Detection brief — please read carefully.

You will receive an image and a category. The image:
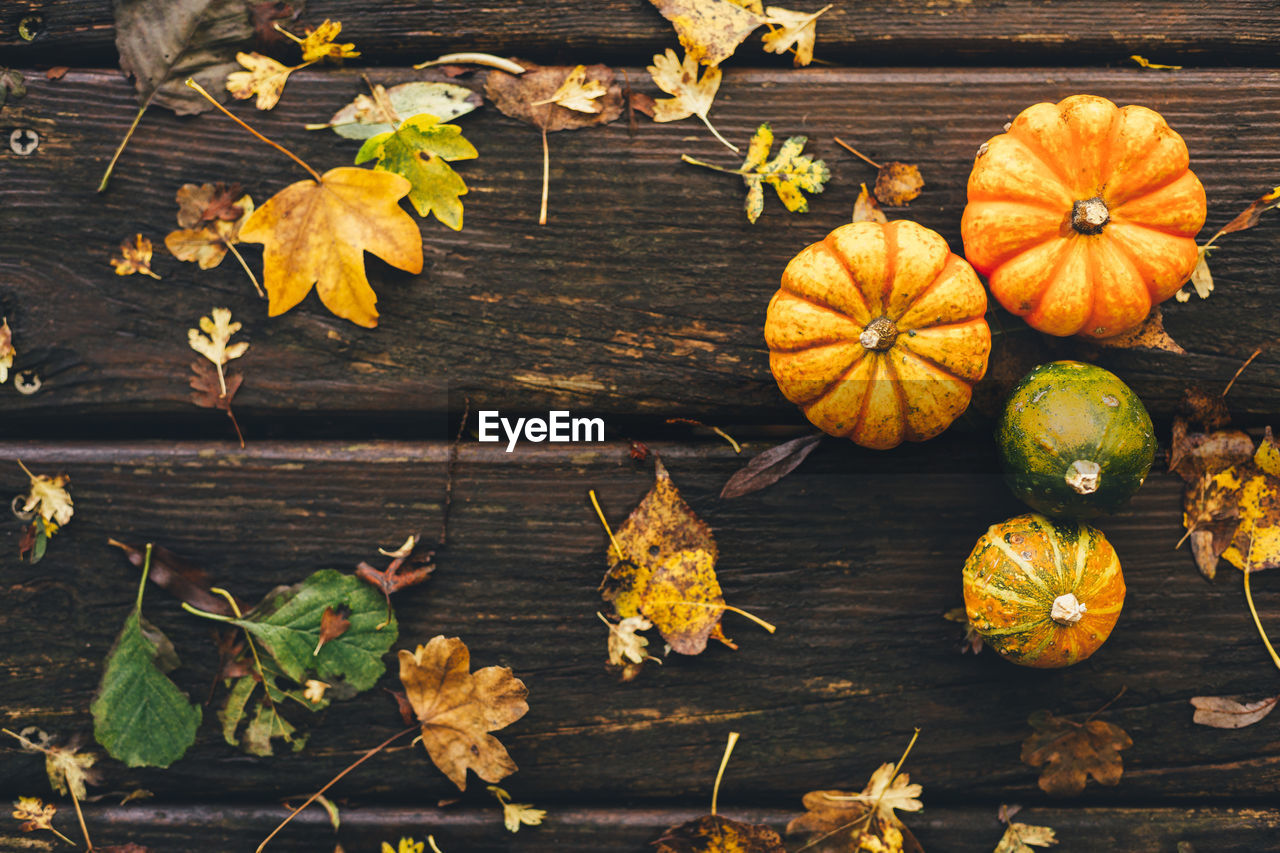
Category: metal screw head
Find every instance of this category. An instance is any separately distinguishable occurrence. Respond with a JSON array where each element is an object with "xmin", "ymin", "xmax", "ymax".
[
  {"xmin": 18, "ymin": 15, "xmax": 44, "ymax": 41},
  {"xmin": 14, "ymin": 370, "xmax": 41, "ymax": 395},
  {"xmin": 9, "ymin": 128, "xmax": 38, "ymax": 155}
]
